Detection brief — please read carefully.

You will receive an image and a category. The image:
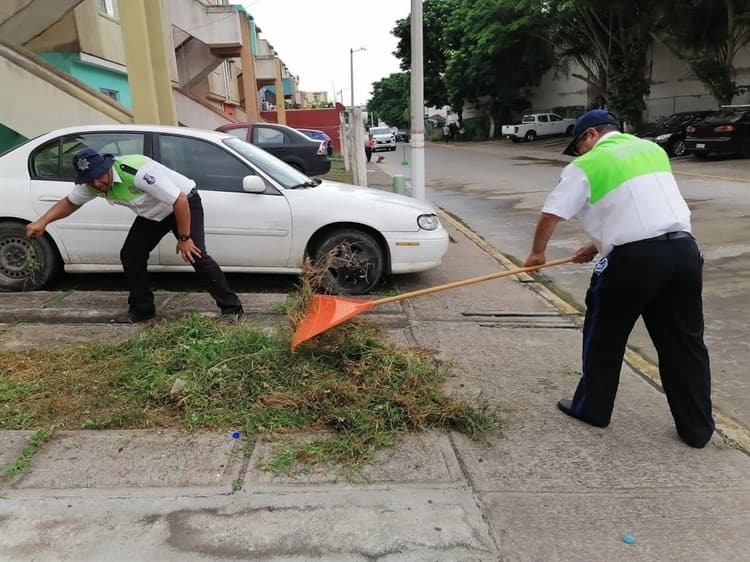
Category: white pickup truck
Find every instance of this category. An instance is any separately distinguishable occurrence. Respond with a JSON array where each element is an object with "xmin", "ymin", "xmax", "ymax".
[{"xmin": 501, "ymin": 113, "xmax": 577, "ymax": 143}]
